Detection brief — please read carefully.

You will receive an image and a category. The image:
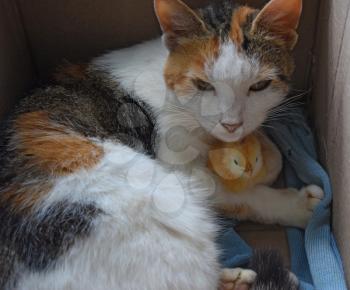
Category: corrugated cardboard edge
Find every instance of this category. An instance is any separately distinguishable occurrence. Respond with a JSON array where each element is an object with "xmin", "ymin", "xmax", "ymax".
[{"xmin": 312, "ymin": 0, "xmax": 350, "ymax": 286}]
